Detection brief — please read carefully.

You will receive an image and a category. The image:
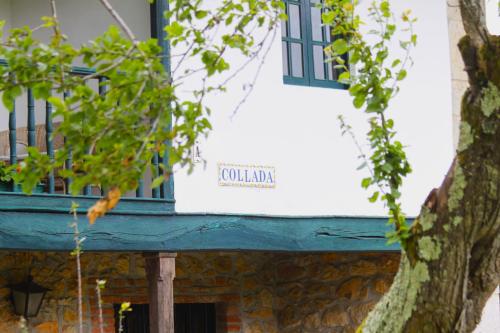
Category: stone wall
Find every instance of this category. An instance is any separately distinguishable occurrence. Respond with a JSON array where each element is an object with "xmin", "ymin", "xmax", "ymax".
[
  {"xmin": 0, "ymin": 251, "xmax": 399, "ymax": 333},
  {"xmin": 273, "ymin": 253, "xmax": 398, "ymax": 333},
  {"xmin": 0, "ymin": 251, "xmax": 137, "ymax": 333}
]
